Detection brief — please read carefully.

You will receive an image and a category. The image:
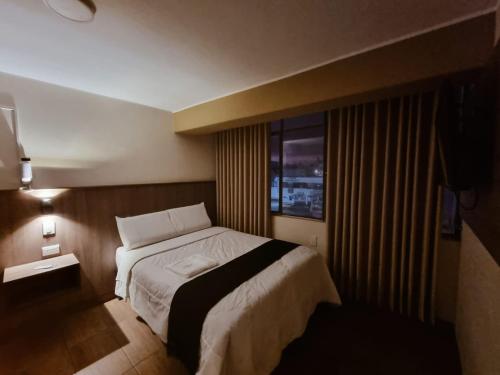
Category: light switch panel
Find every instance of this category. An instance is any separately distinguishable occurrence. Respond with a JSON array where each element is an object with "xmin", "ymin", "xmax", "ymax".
[
  {"xmin": 42, "ymin": 244, "xmax": 60, "ymax": 257},
  {"xmin": 42, "ymin": 220, "xmax": 56, "ymax": 237}
]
